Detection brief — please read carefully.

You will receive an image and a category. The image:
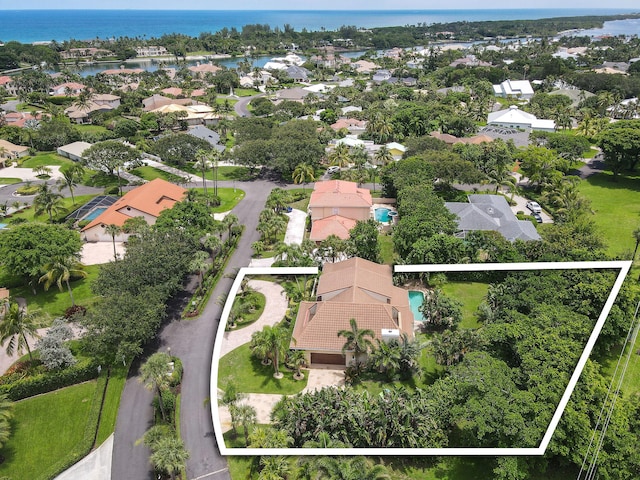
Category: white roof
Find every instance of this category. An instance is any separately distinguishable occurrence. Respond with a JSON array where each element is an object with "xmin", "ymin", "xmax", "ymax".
[
  {"xmin": 263, "ymin": 61, "xmax": 288, "ymax": 71},
  {"xmin": 496, "ymin": 79, "xmax": 534, "ymax": 96},
  {"xmin": 488, "ymin": 106, "xmax": 555, "ymax": 130},
  {"xmin": 304, "ymin": 84, "xmax": 335, "ymax": 93},
  {"xmin": 386, "ymin": 142, "xmax": 406, "ymax": 152},
  {"xmin": 58, "ymin": 141, "xmax": 92, "ymax": 158},
  {"xmin": 335, "ymin": 137, "xmax": 365, "ymax": 147}
]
